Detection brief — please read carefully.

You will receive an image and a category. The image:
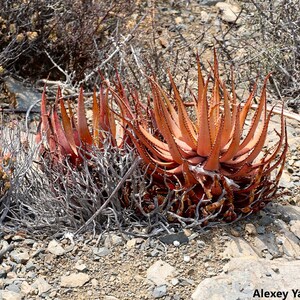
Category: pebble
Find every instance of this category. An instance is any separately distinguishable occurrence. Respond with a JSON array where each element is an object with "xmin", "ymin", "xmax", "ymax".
[
  {"xmin": 256, "ymin": 226, "xmax": 266, "ymax": 235},
  {"xmin": 31, "ymin": 277, "xmax": 52, "ymax": 296},
  {"xmin": 175, "ymin": 17, "xmax": 183, "ymax": 24},
  {"xmin": 245, "ymin": 223, "xmax": 257, "ymax": 236},
  {"xmin": 159, "ymin": 232, "xmax": 189, "ymax": 245},
  {"xmin": 20, "ymin": 281, "xmax": 32, "ymax": 295},
  {"xmin": 75, "ymin": 263, "xmax": 88, "ymax": 272},
  {"xmin": 25, "ymin": 260, "xmax": 36, "ymax": 271},
  {"xmin": 93, "ymin": 247, "xmax": 111, "ymax": 258},
  {"xmin": 171, "ymin": 278, "xmax": 179, "ymax": 286},
  {"xmin": 0, "ymin": 290, "xmax": 22, "ymax": 300},
  {"xmin": 47, "ymin": 240, "xmax": 65, "ymax": 256},
  {"xmin": 126, "ymin": 239, "xmax": 137, "ymax": 249},
  {"xmin": 146, "ymin": 260, "xmax": 176, "ymax": 286},
  {"xmin": 104, "ymin": 234, "xmax": 123, "ymax": 248},
  {"xmin": 152, "ymin": 285, "xmax": 167, "ymax": 299},
  {"xmin": 10, "ymin": 249, "xmax": 30, "ymax": 264},
  {"xmin": 91, "ymin": 278, "xmax": 99, "ymax": 288},
  {"xmin": 196, "ymin": 240, "xmax": 206, "ymax": 248},
  {"xmin": 60, "ymin": 273, "xmax": 90, "ymax": 288},
  {"xmin": 11, "ymin": 235, "xmax": 25, "ymax": 241},
  {"xmin": 215, "ymin": 2, "xmax": 242, "ymax": 24},
  {"xmin": 230, "ymin": 228, "xmax": 240, "ymax": 237},
  {"xmin": 173, "ymin": 241, "xmax": 180, "ymax": 247},
  {"xmin": 183, "ymin": 255, "xmax": 191, "ymax": 262}
]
